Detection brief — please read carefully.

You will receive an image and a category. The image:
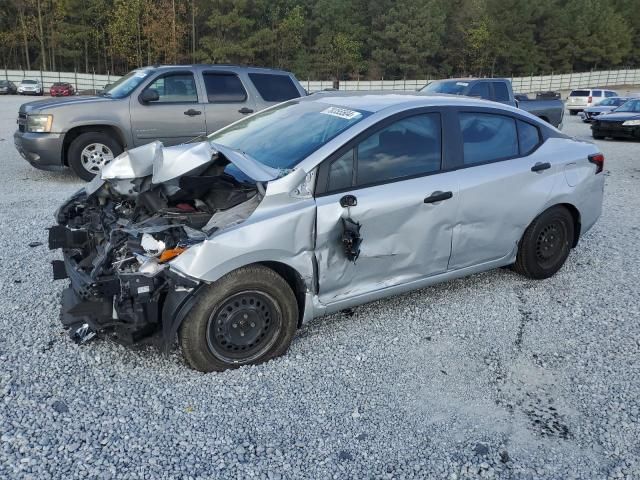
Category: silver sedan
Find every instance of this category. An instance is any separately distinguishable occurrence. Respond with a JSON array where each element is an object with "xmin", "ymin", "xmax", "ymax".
[{"xmin": 50, "ymin": 93, "xmax": 605, "ymax": 371}]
